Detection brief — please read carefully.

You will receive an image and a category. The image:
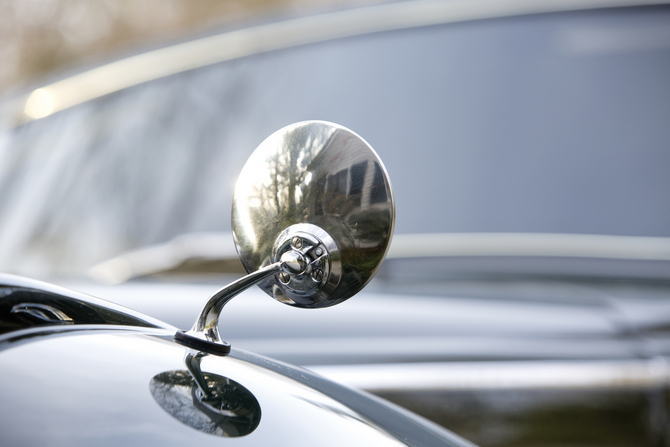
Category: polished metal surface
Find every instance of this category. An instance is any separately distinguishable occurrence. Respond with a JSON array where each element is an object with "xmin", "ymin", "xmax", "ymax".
[
  {"xmin": 181, "ymin": 261, "xmax": 283, "ymax": 349},
  {"xmin": 232, "ymin": 121, "xmax": 394, "ymax": 308},
  {"xmin": 0, "ymin": 329, "xmax": 469, "ymax": 446},
  {"xmin": 270, "ymin": 223, "xmax": 341, "ymax": 306},
  {"xmin": 176, "ymin": 122, "xmax": 393, "ymax": 353},
  {"xmin": 150, "ymin": 350, "xmax": 262, "ymax": 437},
  {"xmin": 176, "ymin": 245, "xmax": 324, "ymax": 350}
]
